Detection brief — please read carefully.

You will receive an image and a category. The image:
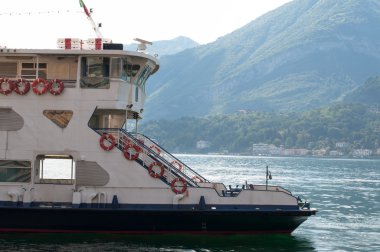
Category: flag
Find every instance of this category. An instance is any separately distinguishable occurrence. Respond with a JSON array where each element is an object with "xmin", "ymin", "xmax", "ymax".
[{"xmin": 79, "ymin": 0, "xmax": 91, "ymax": 17}]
